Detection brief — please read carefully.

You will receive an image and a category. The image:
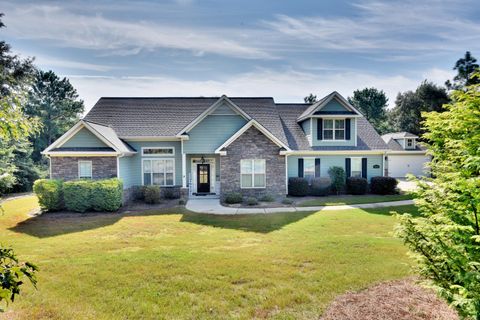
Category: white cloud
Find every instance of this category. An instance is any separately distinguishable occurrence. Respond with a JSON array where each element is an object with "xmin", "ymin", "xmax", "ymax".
[
  {"xmin": 33, "ymin": 55, "xmax": 116, "ymax": 72},
  {"xmin": 67, "ymin": 68, "xmax": 449, "ymax": 112}
]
